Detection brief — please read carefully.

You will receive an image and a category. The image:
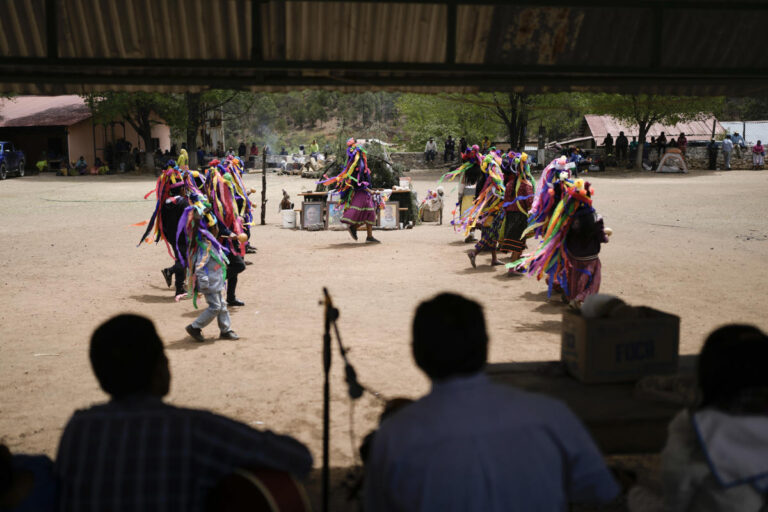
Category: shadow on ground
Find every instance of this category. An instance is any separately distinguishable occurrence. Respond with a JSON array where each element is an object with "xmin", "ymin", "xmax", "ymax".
[
  {"xmin": 515, "ymin": 319, "xmax": 562, "ymax": 334},
  {"xmin": 129, "ymin": 294, "xmax": 176, "ymax": 304}
]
